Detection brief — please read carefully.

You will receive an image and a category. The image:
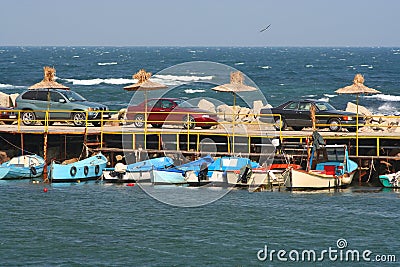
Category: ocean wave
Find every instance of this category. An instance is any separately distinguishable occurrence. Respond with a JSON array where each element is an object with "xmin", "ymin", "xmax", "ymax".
[
  {"xmin": 184, "ymin": 89, "xmax": 206, "ymax": 94},
  {"xmin": 153, "ymin": 74, "xmax": 213, "ymax": 82},
  {"xmin": 97, "ymin": 62, "xmax": 118, "ymax": 66},
  {"xmin": 305, "ymin": 64, "xmax": 314, "ymax": 68},
  {"xmin": 260, "ymin": 66, "xmax": 272, "ymax": 69},
  {"xmin": 323, "ymin": 94, "xmax": 336, "ymax": 98},
  {"xmin": 62, "ymin": 78, "xmax": 133, "ymax": 86},
  {"xmin": 0, "ymin": 83, "xmax": 26, "ymax": 89},
  {"xmin": 317, "ymin": 97, "xmax": 330, "ymax": 102},
  {"xmin": 364, "ymin": 94, "xmax": 400, "ymax": 102},
  {"xmin": 234, "ymin": 62, "xmax": 244, "ymax": 65}
]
